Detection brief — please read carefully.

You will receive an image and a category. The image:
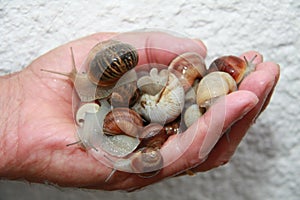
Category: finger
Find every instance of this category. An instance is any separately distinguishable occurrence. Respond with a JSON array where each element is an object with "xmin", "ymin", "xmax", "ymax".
[
  {"xmin": 108, "ymin": 90, "xmax": 258, "ymax": 191},
  {"xmin": 69, "ymin": 31, "xmax": 207, "ymax": 65},
  {"xmin": 255, "ymin": 62, "xmax": 280, "ymax": 114},
  {"xmin": 113, "ymin": 31, "xmax": 207, "ymax": 65},
  {"xmin": 37, "ymin": 31, "xmax": 206, "ymax": 74},
  {"xmin": 241, "ymin": 50, "xmax": 263, "ymax": 65},
  {"xmin": 158, "ymin": 90, "xmax": 258, "ymax": 177},
  {"xmin": 193, "ymin": 61, "xmax": 278, "ymax": 172},
  {"xmin": 173, "ymin": 50, "xmax": 264, "ymax": 175}
]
